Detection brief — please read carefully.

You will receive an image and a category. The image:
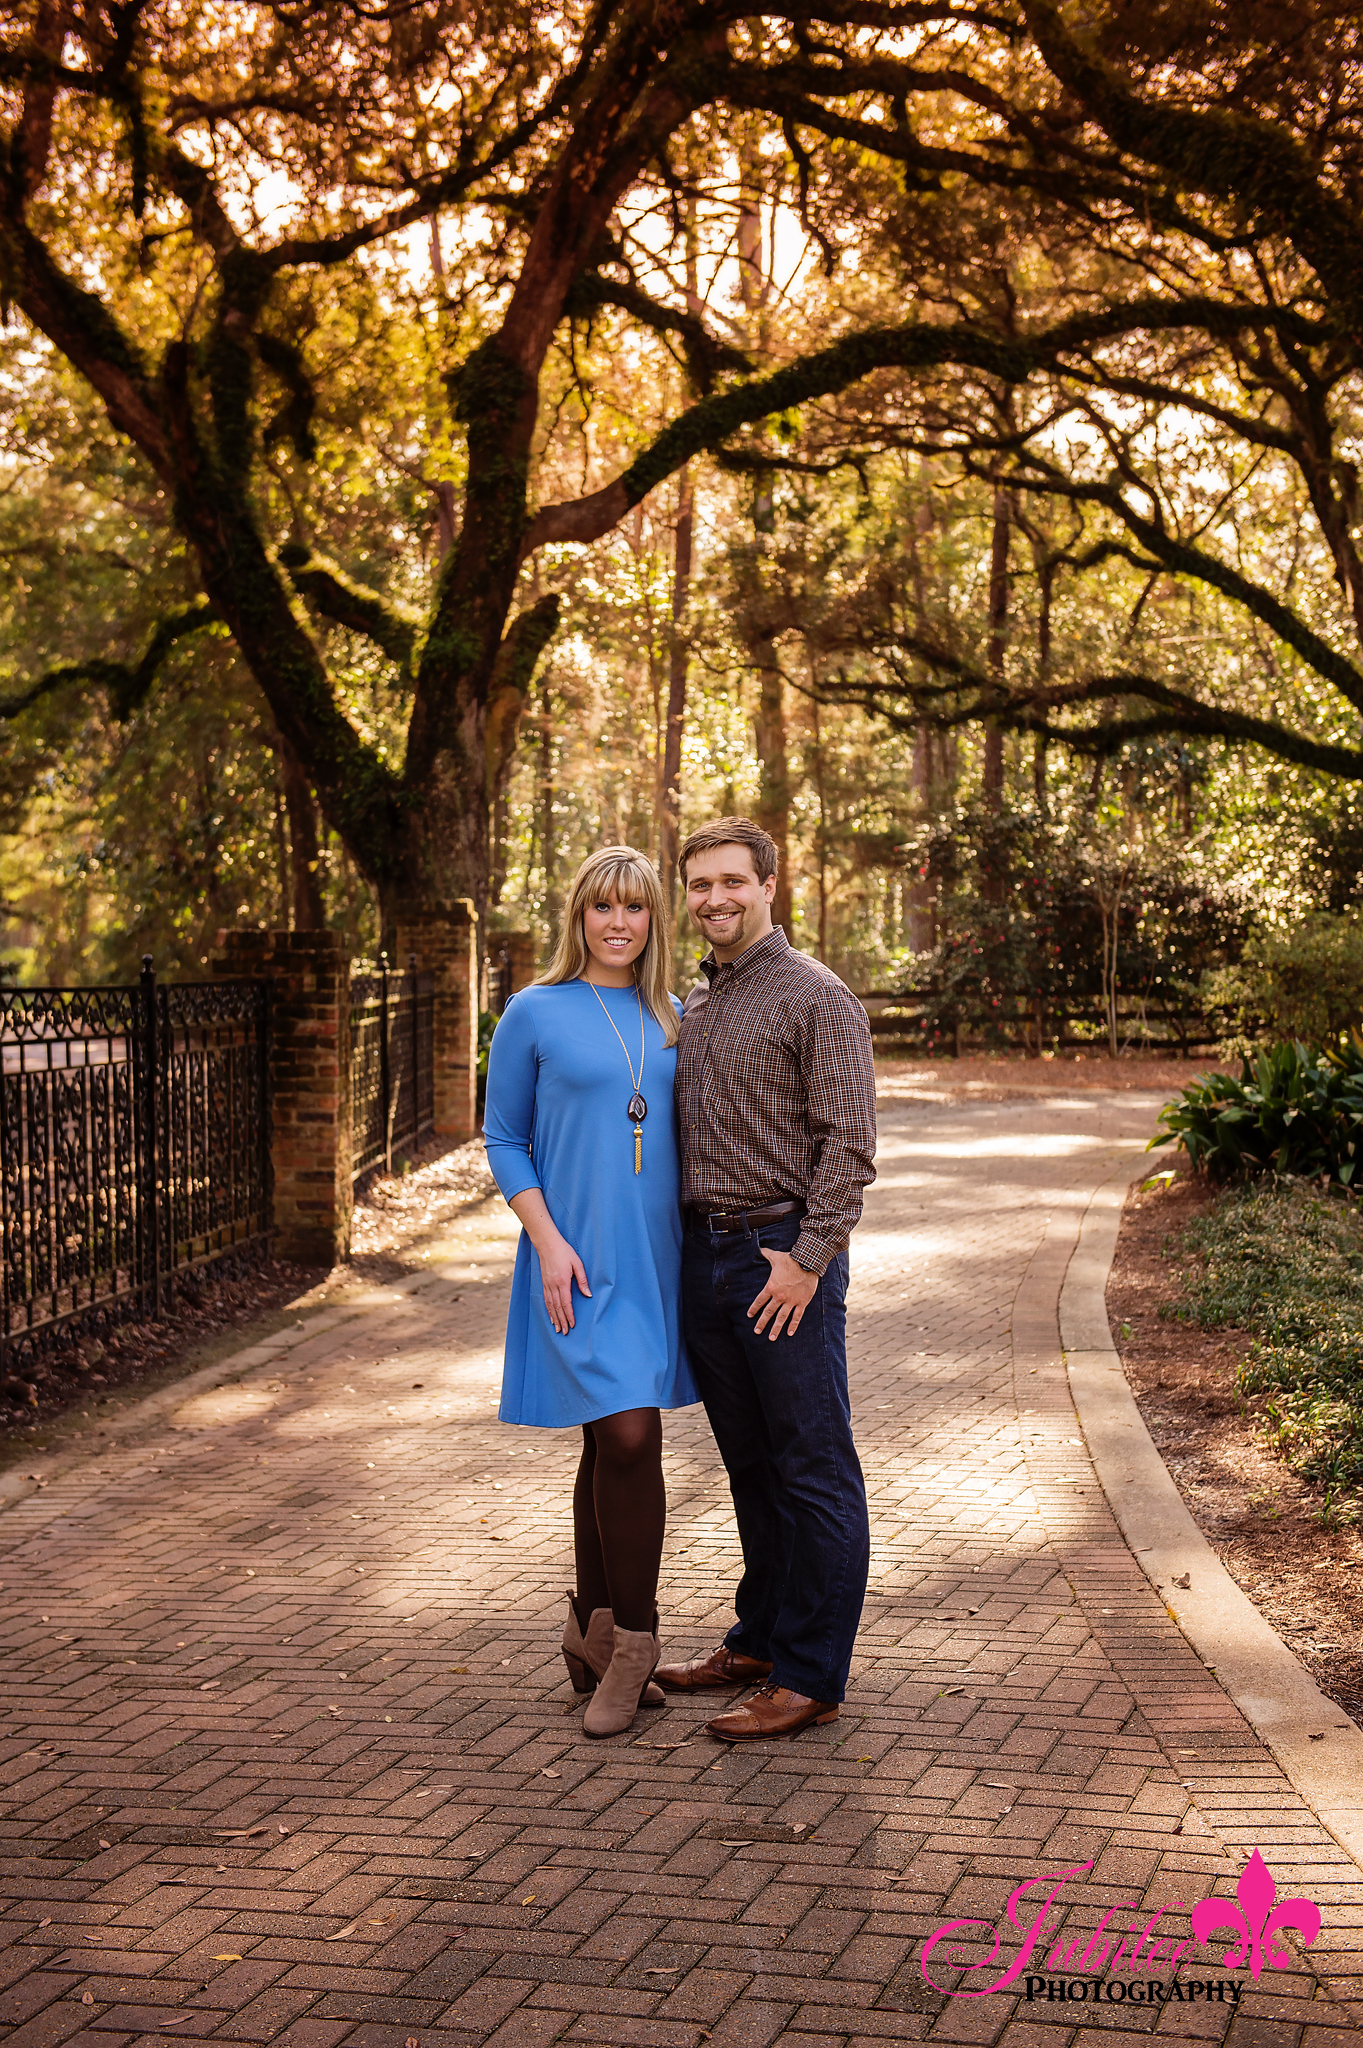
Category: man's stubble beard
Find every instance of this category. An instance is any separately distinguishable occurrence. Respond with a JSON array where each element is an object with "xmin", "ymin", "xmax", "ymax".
[{"xmin": 699, "ymin": 900, "xmax": 761, "ymax": 955}]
